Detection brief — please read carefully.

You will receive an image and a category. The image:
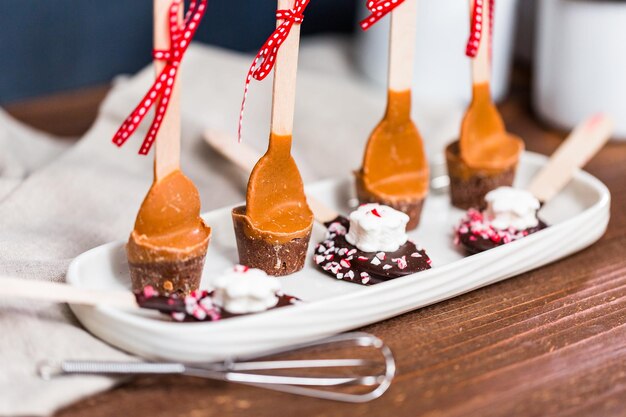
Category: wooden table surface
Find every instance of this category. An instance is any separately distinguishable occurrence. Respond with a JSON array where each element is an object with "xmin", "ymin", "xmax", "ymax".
[{"xmin": 6, "ymin": 72, "xmax": 626, "ymax": 417}]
